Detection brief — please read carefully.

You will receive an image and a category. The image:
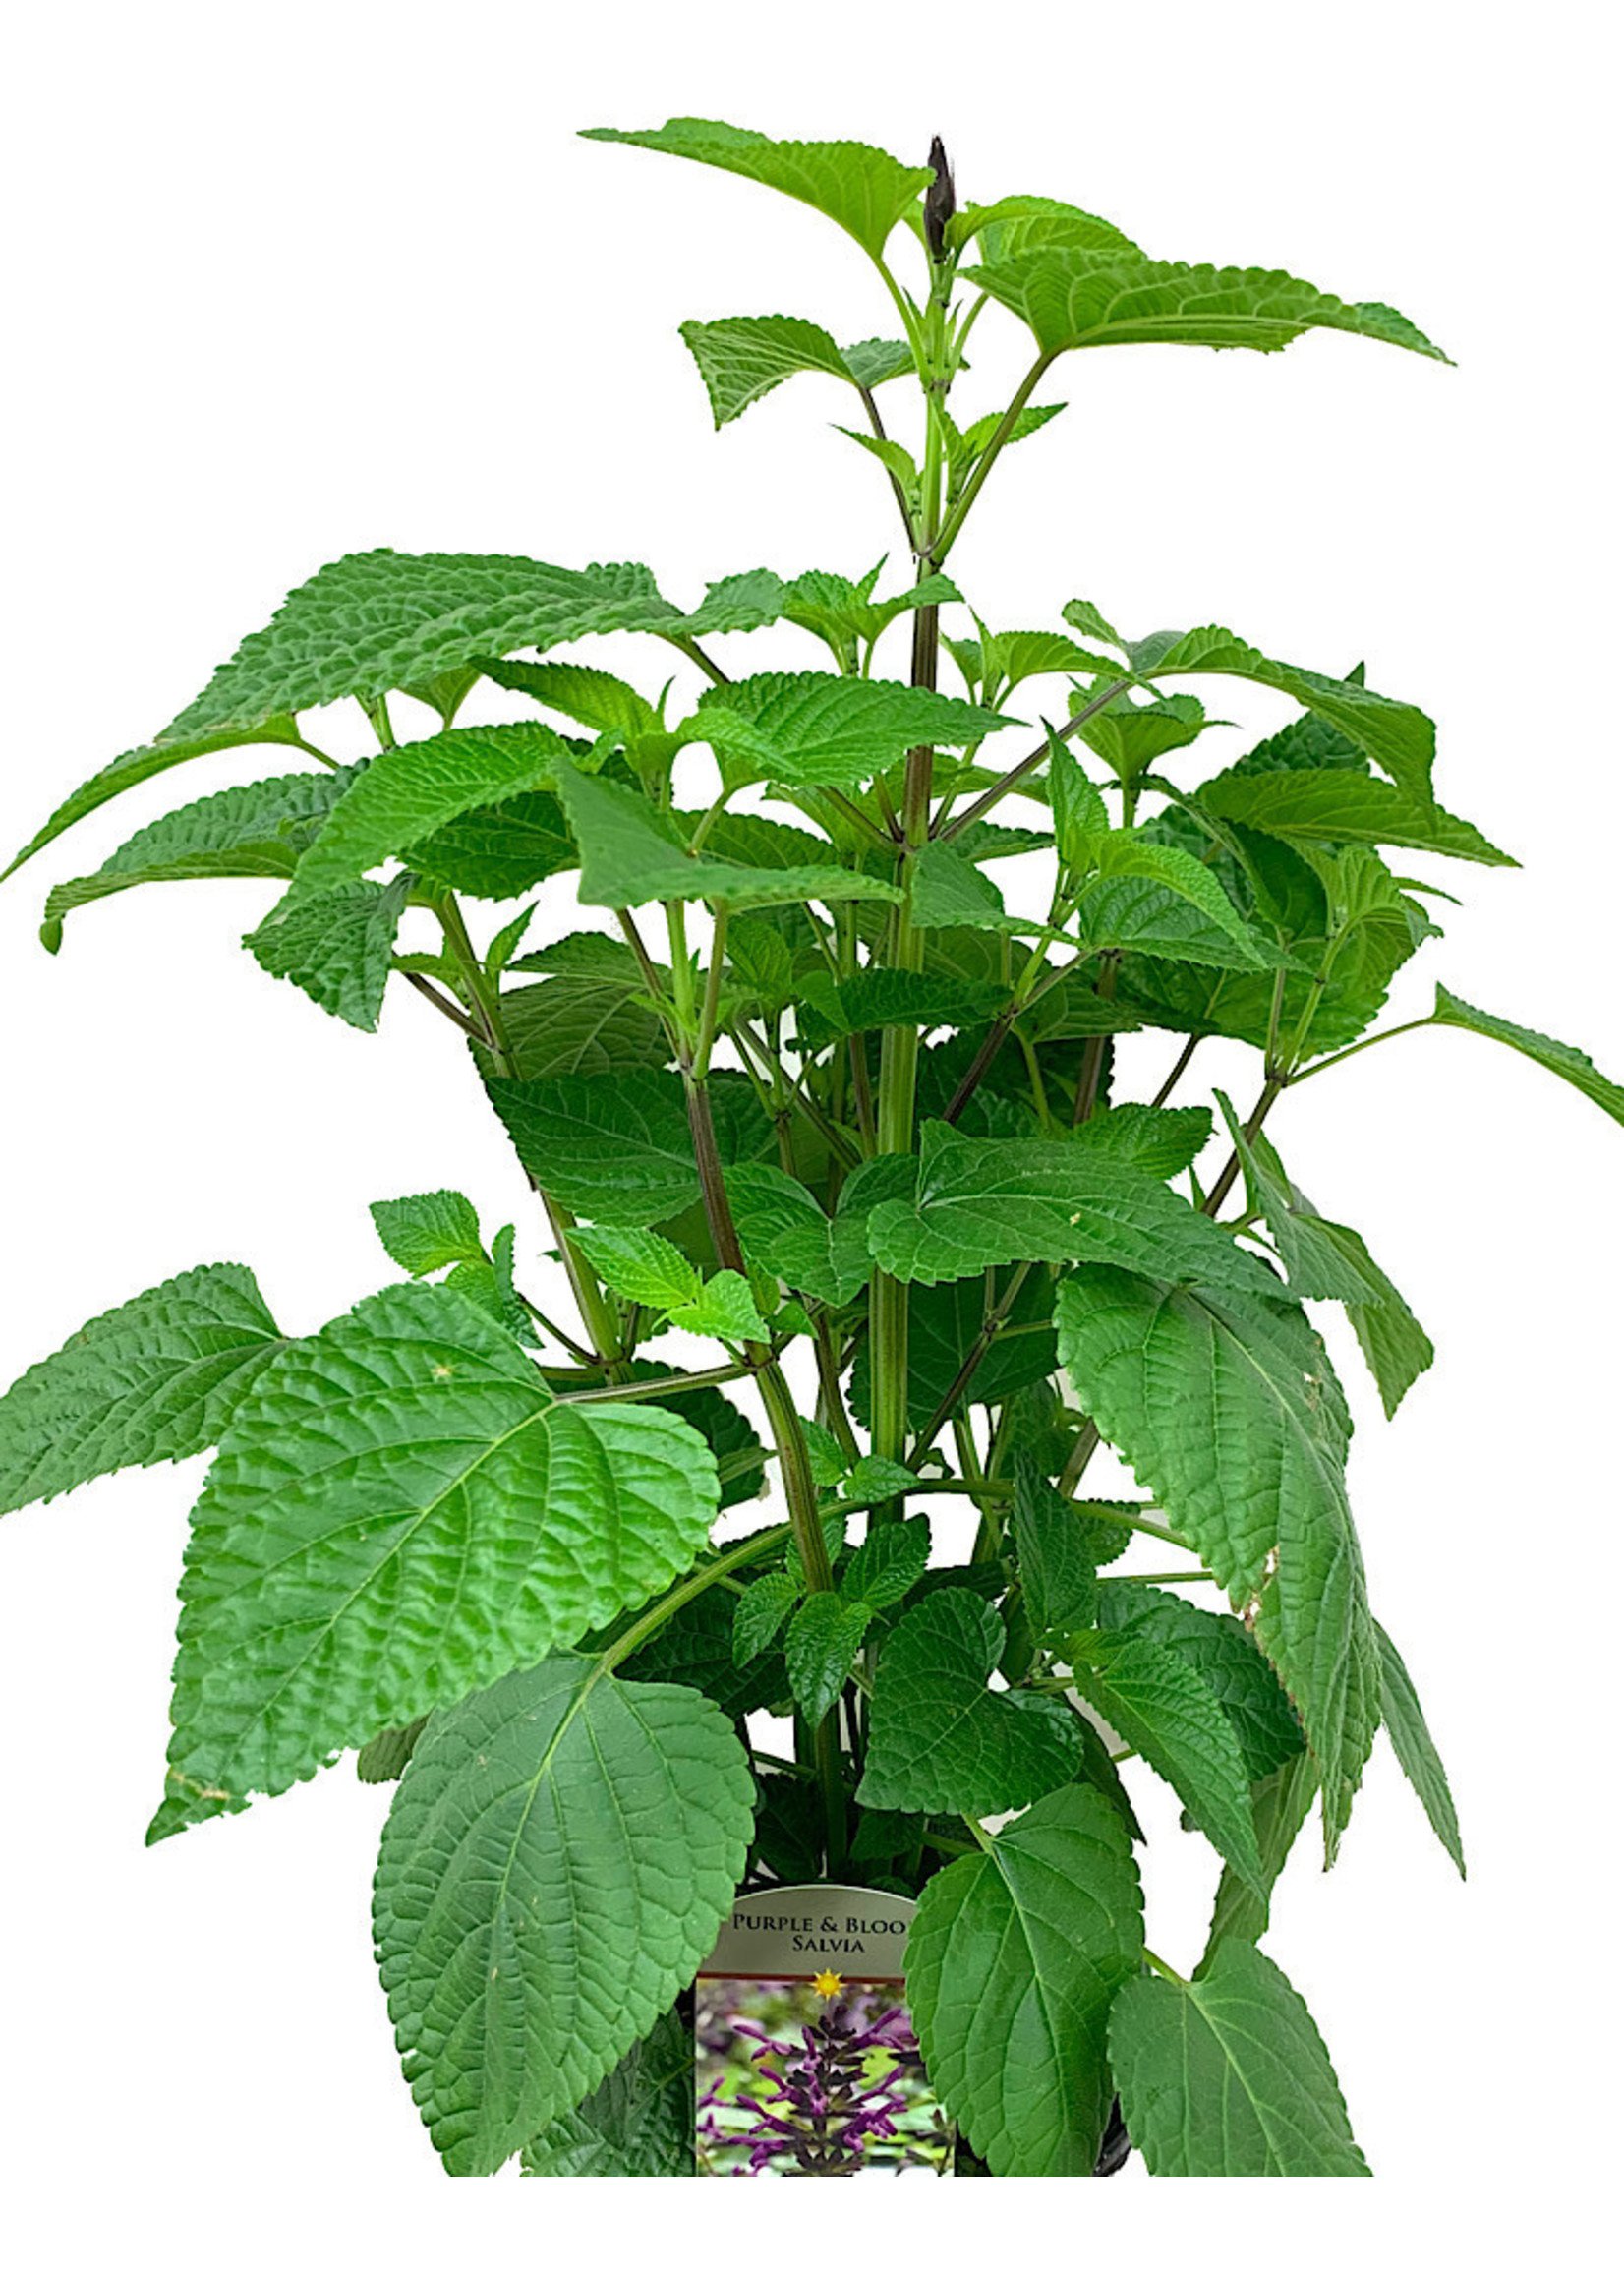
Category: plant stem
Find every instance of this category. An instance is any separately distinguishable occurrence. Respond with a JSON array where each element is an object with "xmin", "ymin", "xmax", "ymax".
[
  {"xmin": 675, "ymin": 1003, "xmax": 846, "ymax": 1866},
  {"xmin": 936, "ymin": 679, "xmax": 1132, "ymax": 842},
  {"xmin": 600, "ymin": 1523, "xmax": 791, "ymax": 1673},
  {"xmin": 1150, "ymin": 1033, "xmax": 1201, "ymax": 1107},
  {"xmin": 1203, "ymin": 1076, "xmax": 1284, "ymax": 1217},
  {"xmin": 911, "ymin": 1260, "xmax": 1034, "ymax": 1455}
]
